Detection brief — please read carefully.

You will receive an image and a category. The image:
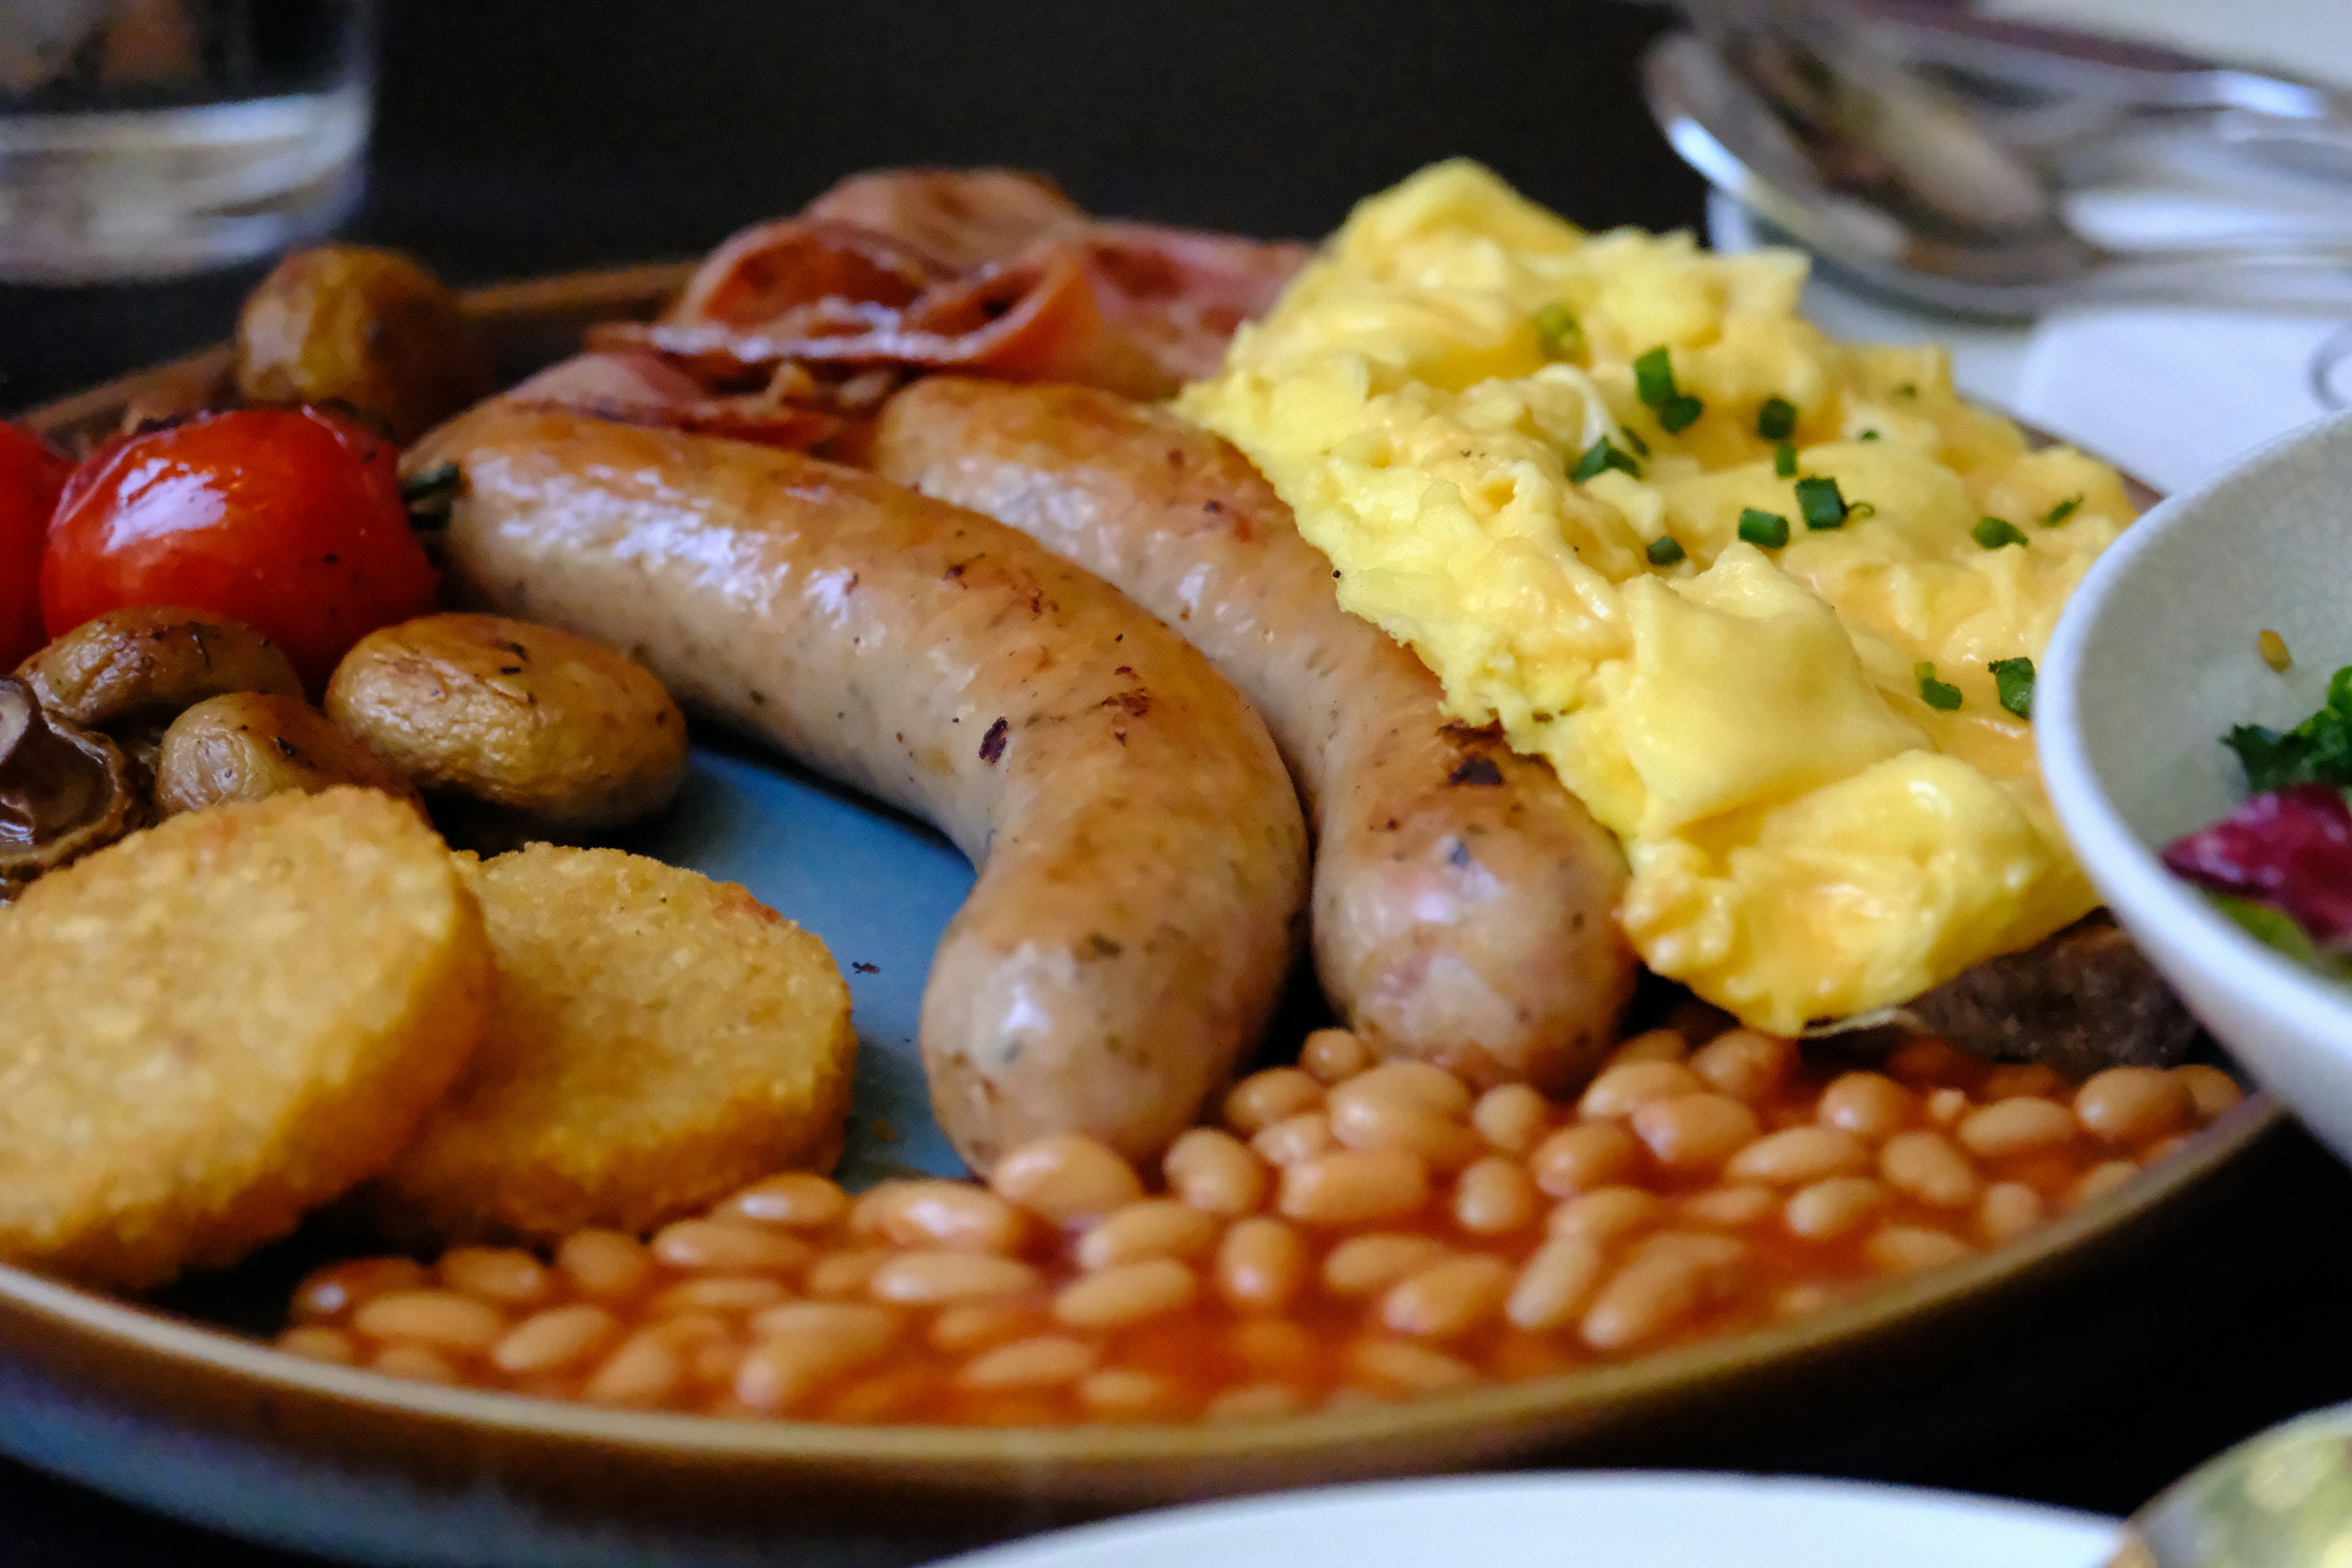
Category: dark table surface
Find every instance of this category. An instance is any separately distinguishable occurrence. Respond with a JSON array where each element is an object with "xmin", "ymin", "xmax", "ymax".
[{"xmin": 9, "ymin": 3, "xmax": 2352, "ymax": 1563}]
